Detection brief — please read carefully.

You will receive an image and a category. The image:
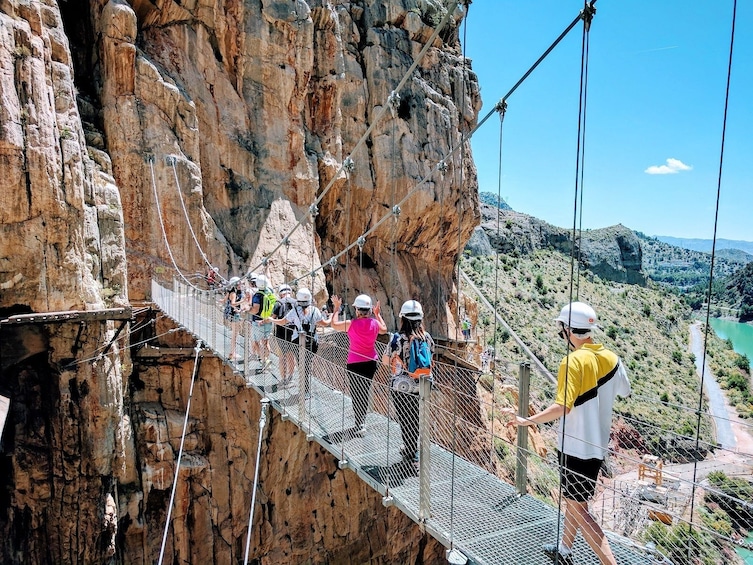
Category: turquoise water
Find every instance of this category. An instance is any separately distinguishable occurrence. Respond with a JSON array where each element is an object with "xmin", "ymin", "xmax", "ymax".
[
  {"xmin": 711, "ymin": 318, "xmax": 753, "ymax": 564},
  {"xmin": 736, "ymin": 531, "xmax": 753, "ymax": 564},
  {"xmin": 709, "ymin": 318, "xmax": 753, "ymax": 360}
]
